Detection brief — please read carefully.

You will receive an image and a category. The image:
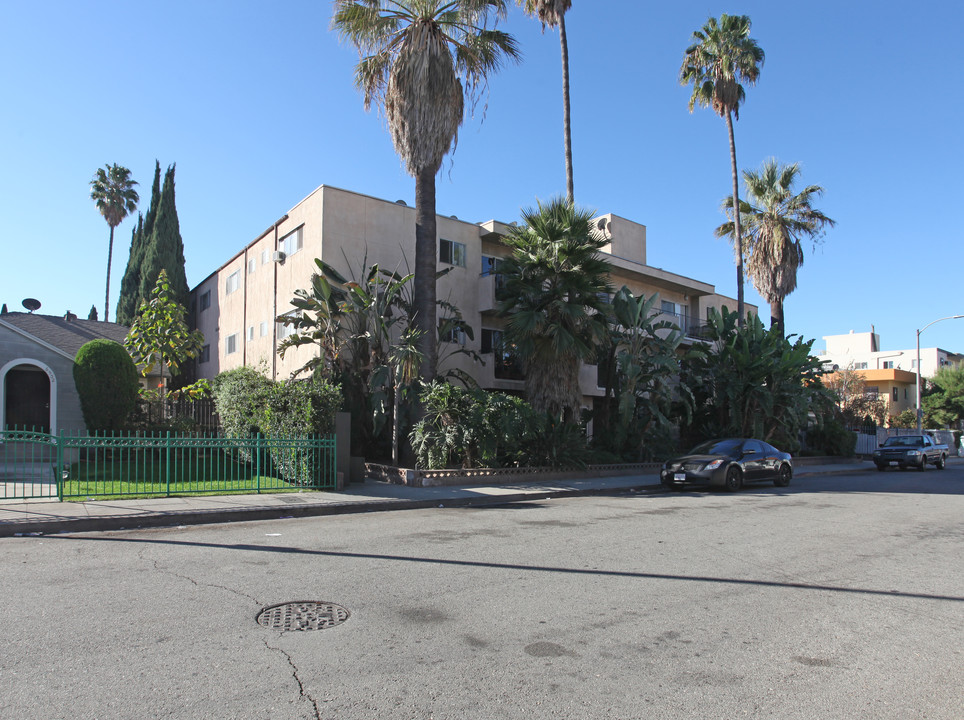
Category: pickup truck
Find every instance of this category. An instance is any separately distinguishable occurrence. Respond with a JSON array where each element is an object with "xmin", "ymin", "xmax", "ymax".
[{"xmin": 872, "ymin": 435, "xmax": 948, "ymax": 471}]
